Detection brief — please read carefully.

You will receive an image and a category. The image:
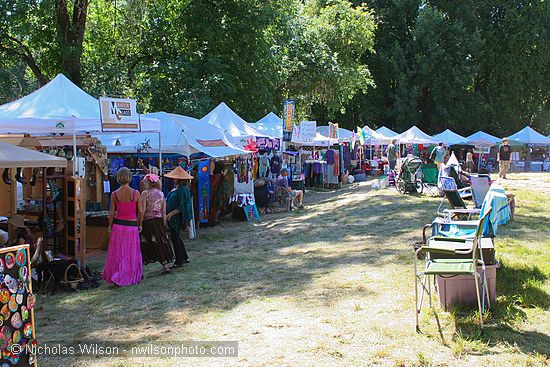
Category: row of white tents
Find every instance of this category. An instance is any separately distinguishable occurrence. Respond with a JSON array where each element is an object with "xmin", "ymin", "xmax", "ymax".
[{"xmin": 0, "ymin": 74, "xmax": 548, "ymax": 161}]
